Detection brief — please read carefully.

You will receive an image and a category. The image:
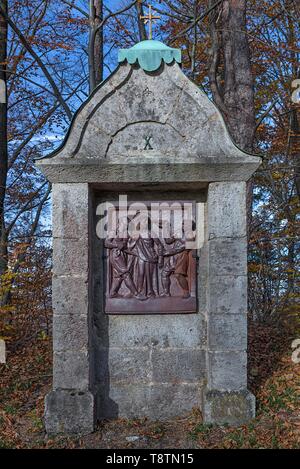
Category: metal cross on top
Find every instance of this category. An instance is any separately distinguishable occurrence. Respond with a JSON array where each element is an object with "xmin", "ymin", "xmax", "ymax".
[{"xmin": 140, "ymin": 4, "xmax": 161, "ymax": 40}]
